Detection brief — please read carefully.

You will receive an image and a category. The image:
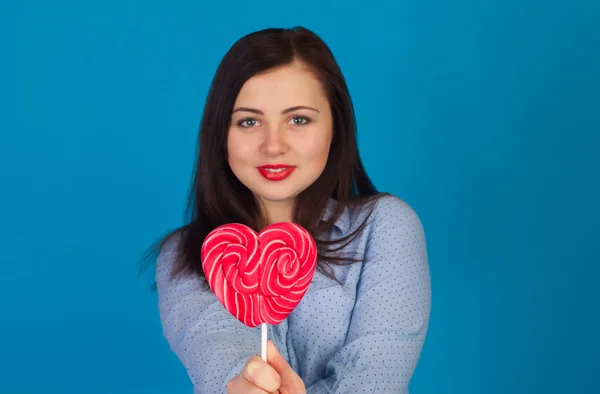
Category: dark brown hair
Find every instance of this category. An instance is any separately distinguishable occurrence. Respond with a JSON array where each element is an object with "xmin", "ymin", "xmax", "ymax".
[{"xmin": 140, "ymin": 26, "xmax": 387, "ymax": 291}]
